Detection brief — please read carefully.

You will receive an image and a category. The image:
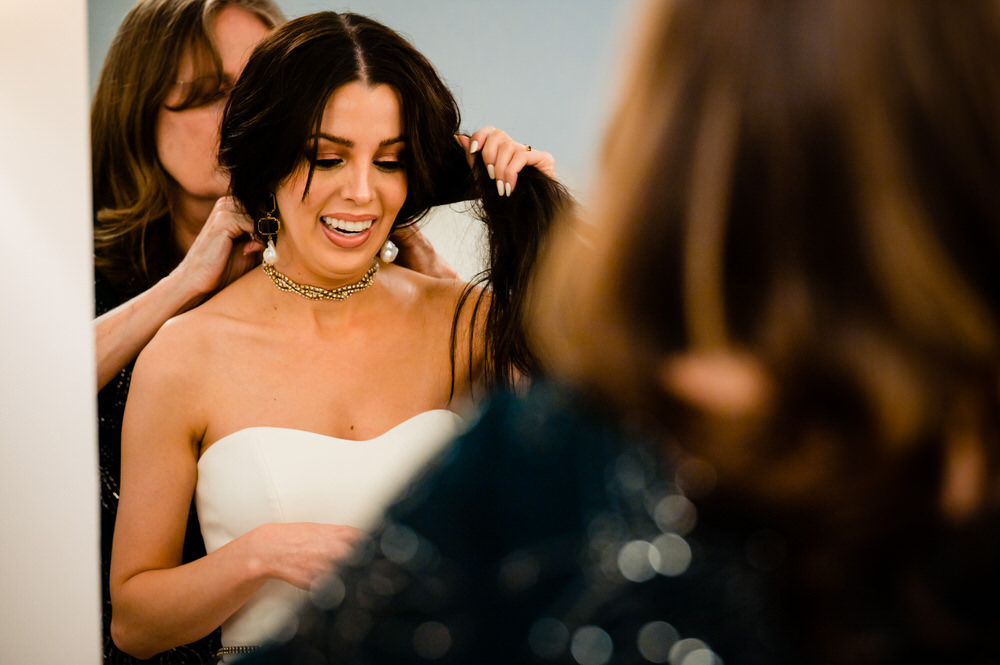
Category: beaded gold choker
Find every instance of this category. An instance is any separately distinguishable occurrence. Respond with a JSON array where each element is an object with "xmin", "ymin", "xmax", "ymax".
[{"xmin": 261, "ymin": 261, "xmax": 378, "ymax": 301}]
